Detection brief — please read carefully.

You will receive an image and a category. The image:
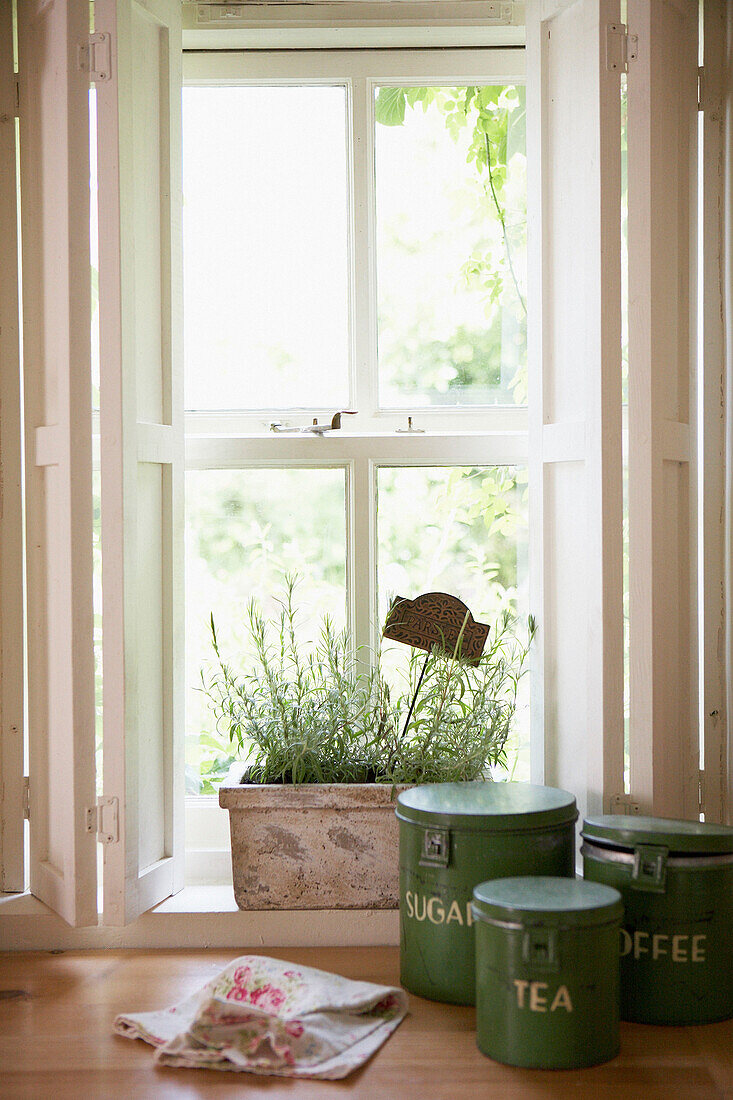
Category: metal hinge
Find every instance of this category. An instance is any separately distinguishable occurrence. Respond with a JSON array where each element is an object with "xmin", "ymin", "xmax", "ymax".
[
  {"xmin": 77, "ymin": 32, "xmax": 112, "ymax": 83},
  {"xmin": 13, "ymin": 76, "xmax": 19, "ymax": 116},
  {"xmin": 607, "ymin": 793, "xmax": 641, "ymax": 815},
  {"xmin": 85, "ymin": 795, "xmax": 119, "ymax": 844},
  {"xmin": 698, "ymin": 769, "xmax": 705, "ymax": 816},
  {"xmin": 22, "ymin": 776, "xmax": 29, "ymax": 821},
  {"xmin": 606, "ymin": 23, "xmax": 638, "ymax": 74},
  {"xmin": 698, "ymin": 66, "xmax": 705, "ymax": 112}
]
